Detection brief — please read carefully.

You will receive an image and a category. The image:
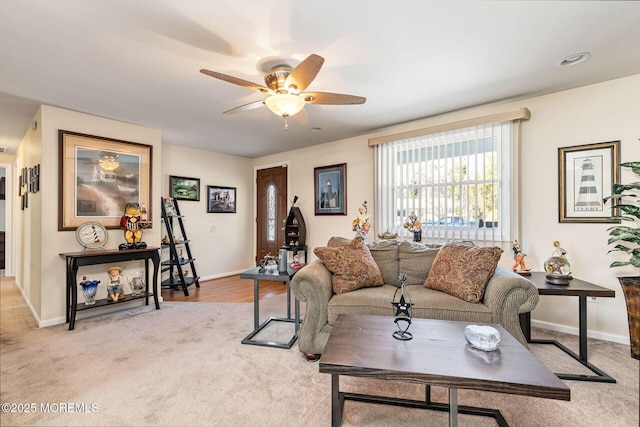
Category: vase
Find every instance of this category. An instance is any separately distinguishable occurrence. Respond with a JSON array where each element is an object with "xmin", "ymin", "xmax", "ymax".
[
  {"xmin": 618, "ymin": 276, "xmax": 640, "ymax": 360},
  {"xmin": 80, "ymin": 280, "xmax": 100, "ymax": 305}
]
